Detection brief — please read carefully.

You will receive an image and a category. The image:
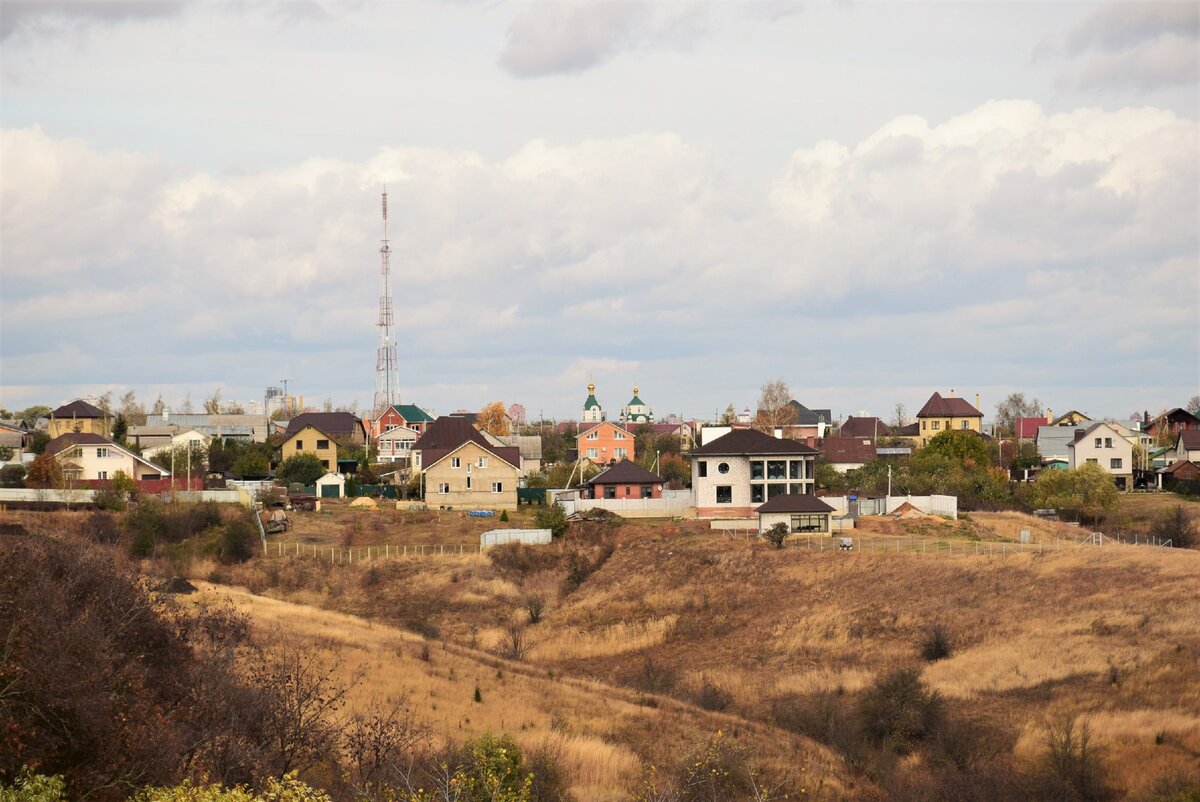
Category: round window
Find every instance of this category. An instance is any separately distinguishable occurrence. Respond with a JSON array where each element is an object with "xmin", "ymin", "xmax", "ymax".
[{"xmin": 717, "ymin": 462, "xmax": 730, "ymax": 474}]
